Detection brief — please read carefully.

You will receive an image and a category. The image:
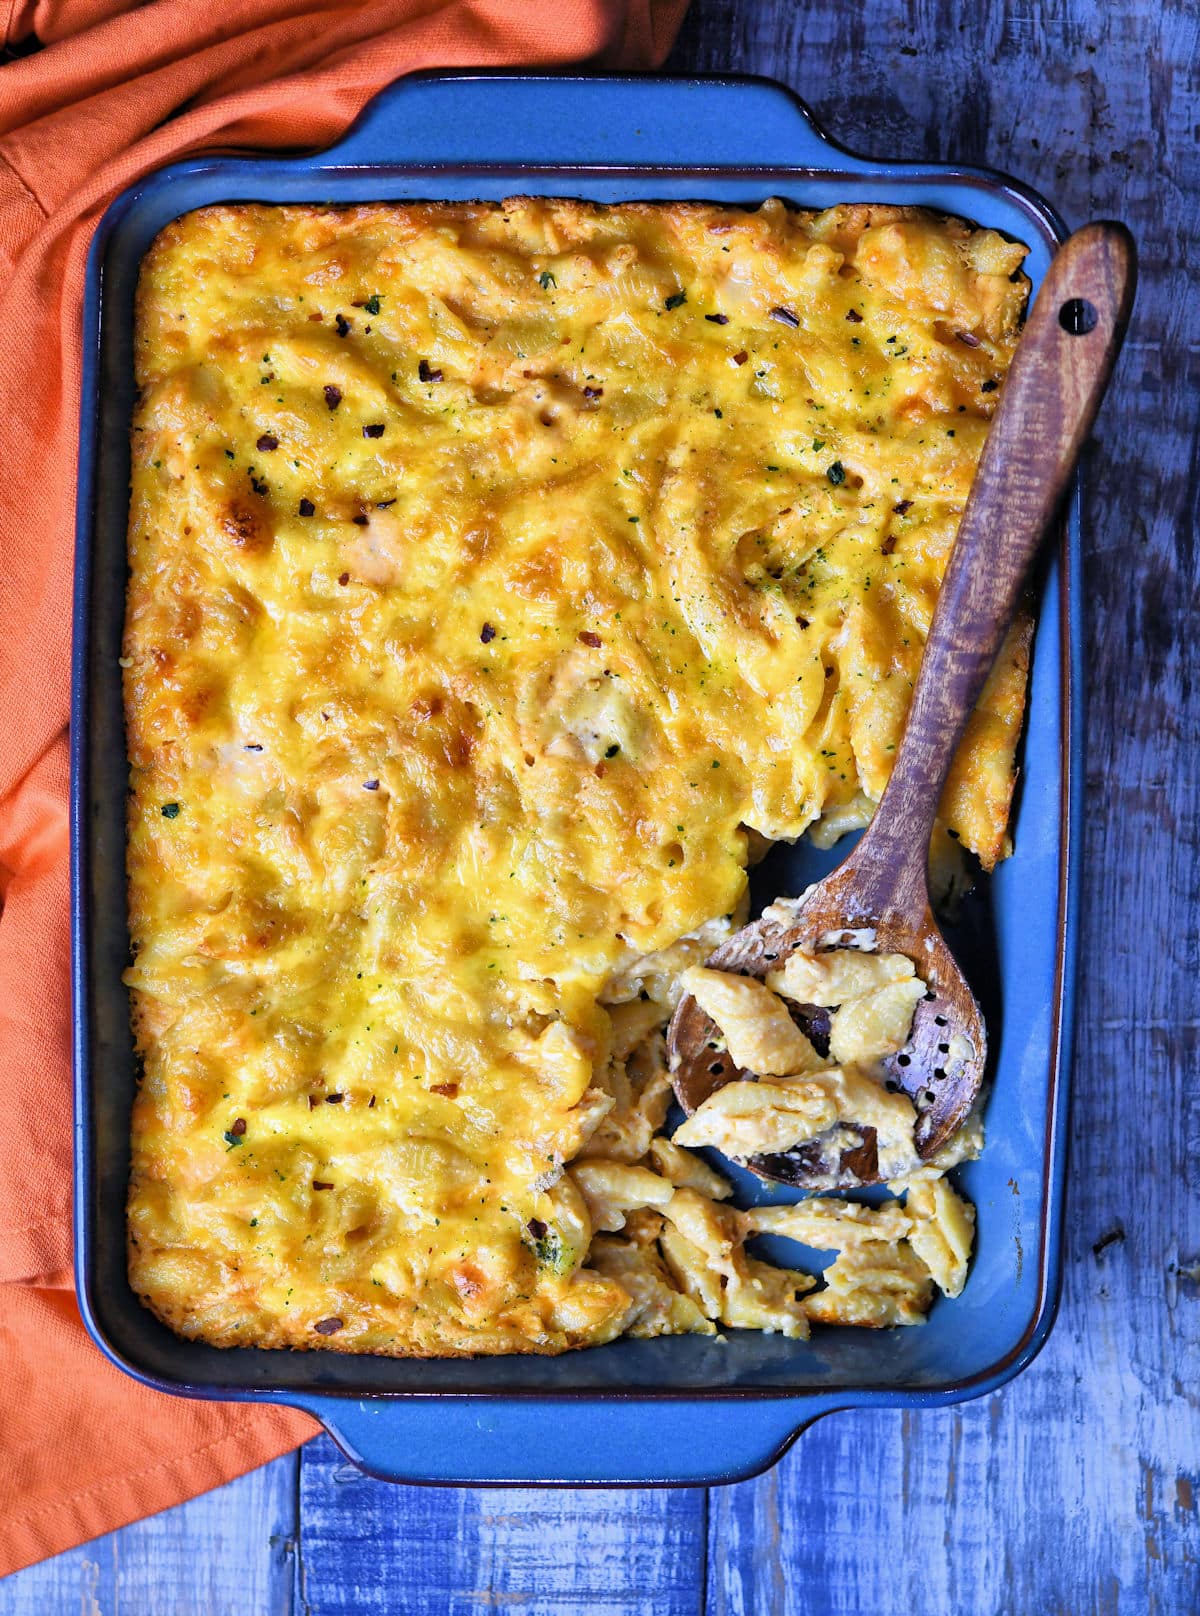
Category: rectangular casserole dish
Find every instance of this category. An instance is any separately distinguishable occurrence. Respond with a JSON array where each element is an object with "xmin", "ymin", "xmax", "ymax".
[{"xmin": 72, "ymin": 71, "xmax": 1078, "ymax": 1487}]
